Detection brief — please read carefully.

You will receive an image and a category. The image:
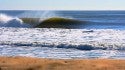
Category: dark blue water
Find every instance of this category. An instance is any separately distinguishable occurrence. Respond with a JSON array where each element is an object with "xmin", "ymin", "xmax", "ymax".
[{"xmin": 0, "ymin": 10, "xmax": 125, "ymax": 29}]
